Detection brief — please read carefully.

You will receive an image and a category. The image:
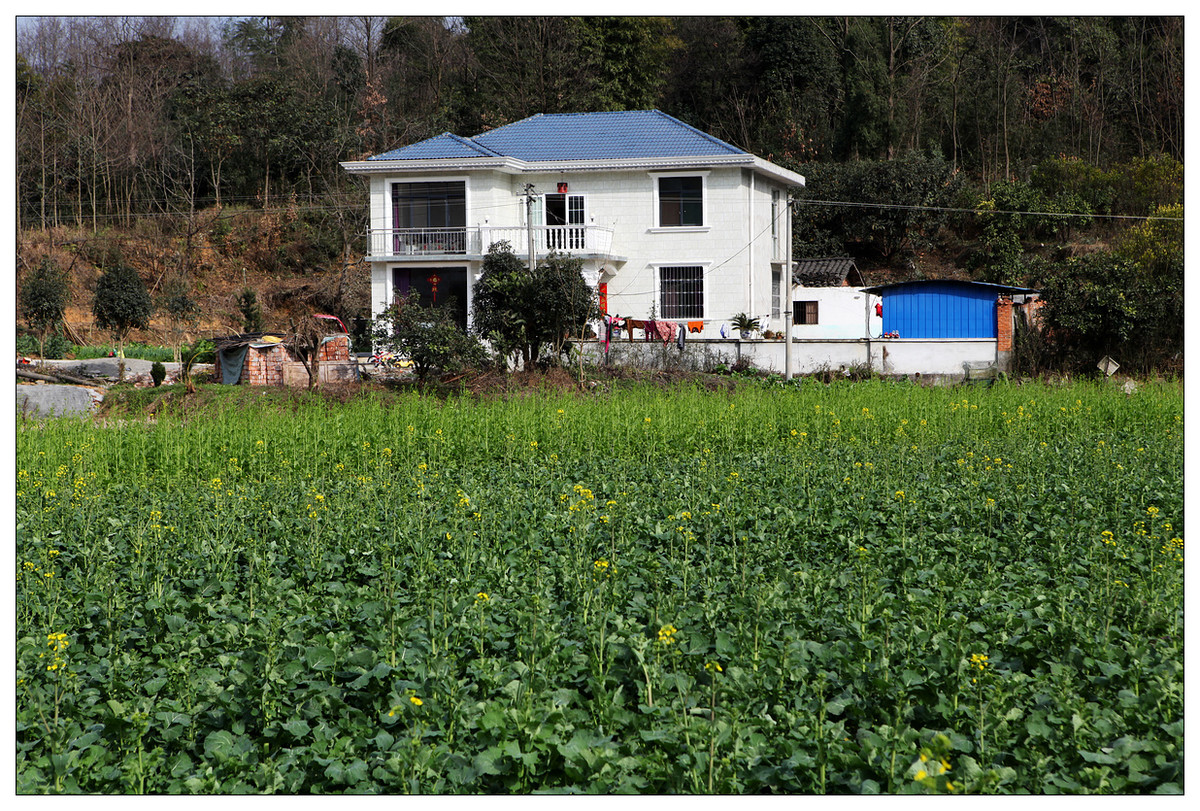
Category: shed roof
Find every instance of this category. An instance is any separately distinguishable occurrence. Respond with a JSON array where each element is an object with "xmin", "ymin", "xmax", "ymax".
[
  {"xmin": 862, "ymin": 279, "xmax": 1039, "ymax": 295},
  {"xmin": 792, "ymin": 257, "xmax": 865, "ymax": 288},
  {"xmin": 369, "ymin": 110, "xmax": 747, "ymax": 162}
]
